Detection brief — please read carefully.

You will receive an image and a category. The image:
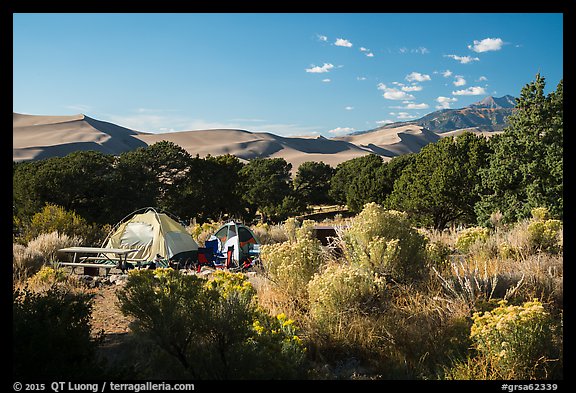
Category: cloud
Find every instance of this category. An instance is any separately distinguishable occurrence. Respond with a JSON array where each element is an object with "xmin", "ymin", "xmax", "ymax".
[
  {"xmin": 317, "ymin": 34, "xmax": 328, "ymax": 42},
  {"xmin": 477, "ymin": 76, "xmax": 488, "ymax": 81},
  {"xmin": 377, "ymin": 83, "xmax": 415, "ymax": 100},
  {"xmin": 435, "ymin": 96, "xmax": 458, "ymax": 109},
  {"xmin": 376, "ymin": 119, "xmax": 394, "ymax": 125},
  {"xmin": 305, "ymin": 63, "xmax": 334, "ymax": 73},
  {"xmin": 335, "ymin": 38, "xmax": 353, "ymax": 47},
  {"xmin": 468, "ymin": 37, "xmax": 504, "ymax": 53},
  {"xmin": 357, "ymin": 76, "xmax": 367, "ymax": 81},
  {"xmin": 344, "ymin": 106, "xmax": 354, "ymax": 110},
  {"xmin": 399, "ymin": 47, "xmax": 429, "ymax": 54},
  {"xmin": 444, "ymin": 54, "xmax": 480, "ymax": 64},
  {"xmin": 390, "ymin": 102, "xmax": 429, "ymax": 110},
  {"xmin": 365, "ymin": 52, "xmax": 374, "ymax": 57},
  {"xmin": 452, "ymin": 86, "xmax": 487, "ymax": 96},
  {"xmin": 401, "ymin": 85, "xmax": 423, "ymax": 92},
  {"xmin": 413, "ymin": 47, "xmax": 429, "ymax": 54},
  {"xmin": 442, "ymin": 70, "xmax": 453, "ymax": 78},
  {"xmin": 453, "ymin": 75, "xmax": 467, "ymax": 86},
  {"xmin": 406, "ymin": 72, "xmax": 431, "ymax": 82},
  {"xmin": 359, "ymin": 47, "xmax": 368, "ymax": 52},
  {"xmin": 328, "ymin": 126, "xmax": 355, "ymax": 135},
  {"xmin": 390, "ymin": 112, "xmax": 417, "ymax": 120},
  {"xmin": 322, "ymin": 78, "xmax": 331, "ymax": 83}
]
